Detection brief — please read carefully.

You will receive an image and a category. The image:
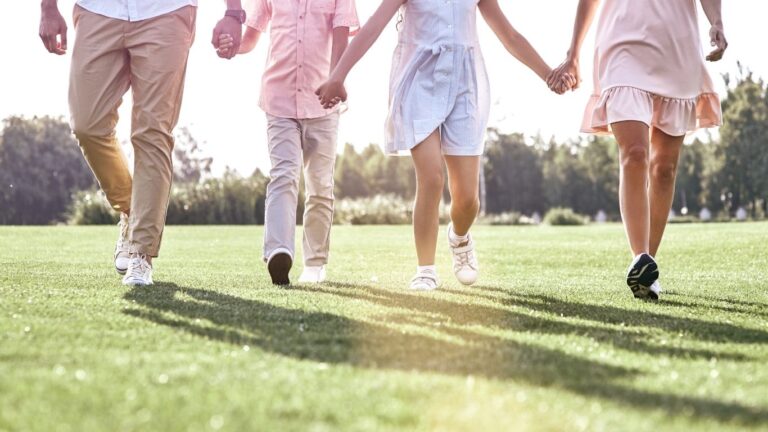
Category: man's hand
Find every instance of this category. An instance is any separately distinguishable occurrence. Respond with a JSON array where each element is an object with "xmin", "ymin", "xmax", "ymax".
[
  {"xmin": 39, "ymin": 3, "xmax": 67, "ymax": 55},
  {"xmin": 315, "ymin": 80, "xmax": 347, "ymax": 110},
  {"xmin": 706, "ymin": 24, "xmax": 728, "ymax": 62},
  {"xmin": 212, "ymin": 16, "xmax": 242, "ymax": 59}
]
